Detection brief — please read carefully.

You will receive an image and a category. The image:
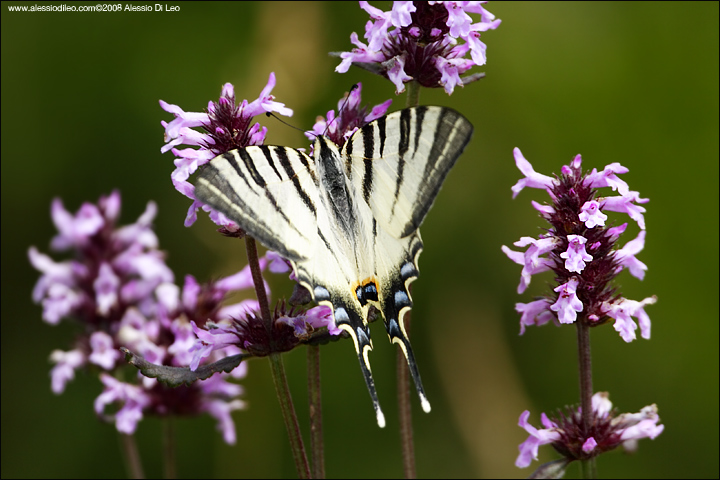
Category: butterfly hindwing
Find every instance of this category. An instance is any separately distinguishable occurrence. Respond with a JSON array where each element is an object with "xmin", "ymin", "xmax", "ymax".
[{"xmin": 194, "ymin": 106, "xmax": 473, "ymax": 427}]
